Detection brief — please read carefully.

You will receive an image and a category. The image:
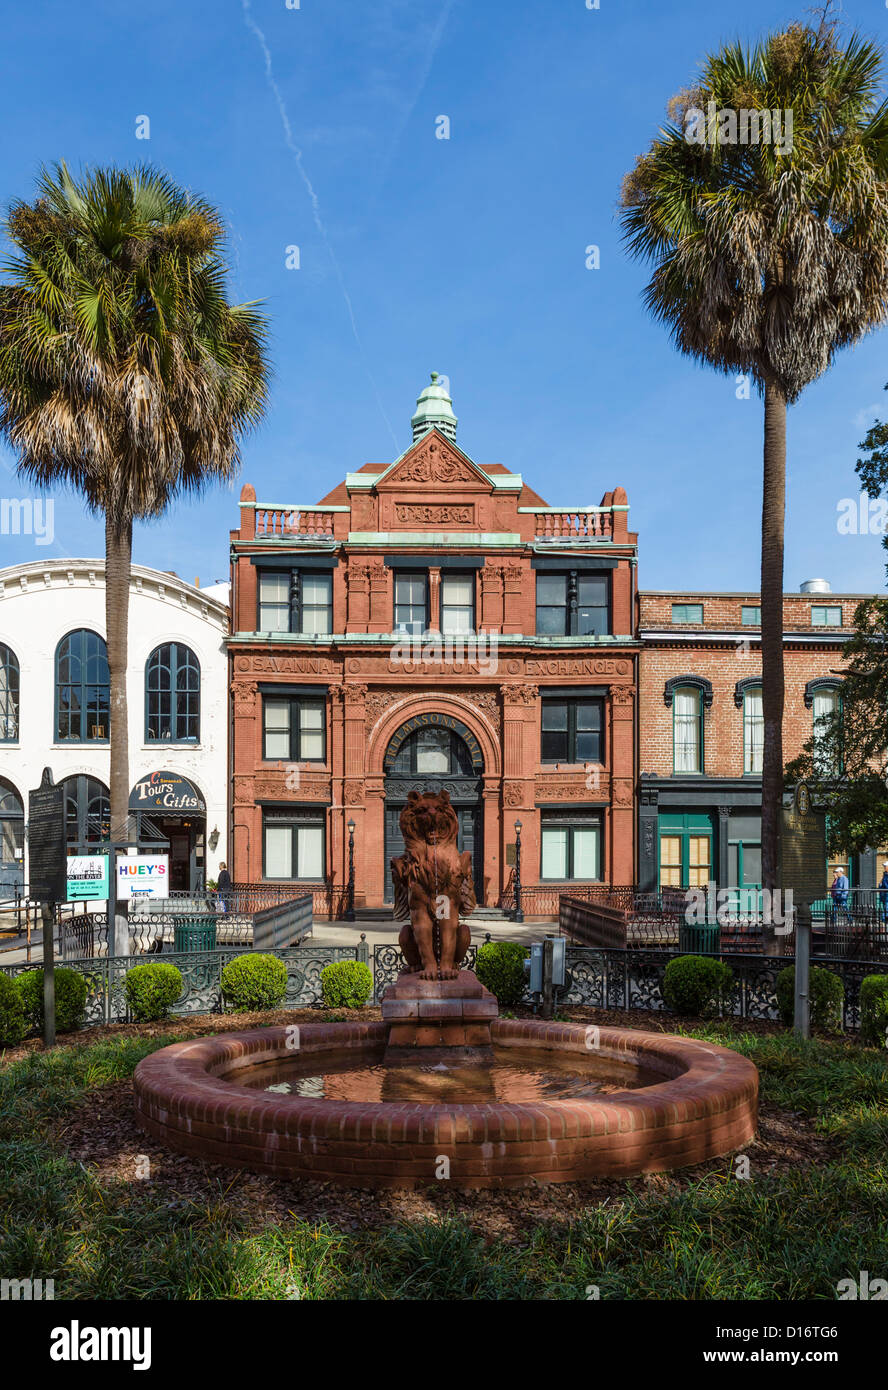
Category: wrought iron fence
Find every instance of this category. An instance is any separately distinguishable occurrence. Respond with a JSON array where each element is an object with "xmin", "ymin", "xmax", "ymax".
[
  {"xmin": 5, "ymin": 936, "xmax": 885, "ymax": 1035},
  {"xmin": 559, "ymin": 947, "xmax": 882, "ymax": 1032},
  {"xmin": 371, "ymin": 943, "xmax": 479, "ymax": 1002}
]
